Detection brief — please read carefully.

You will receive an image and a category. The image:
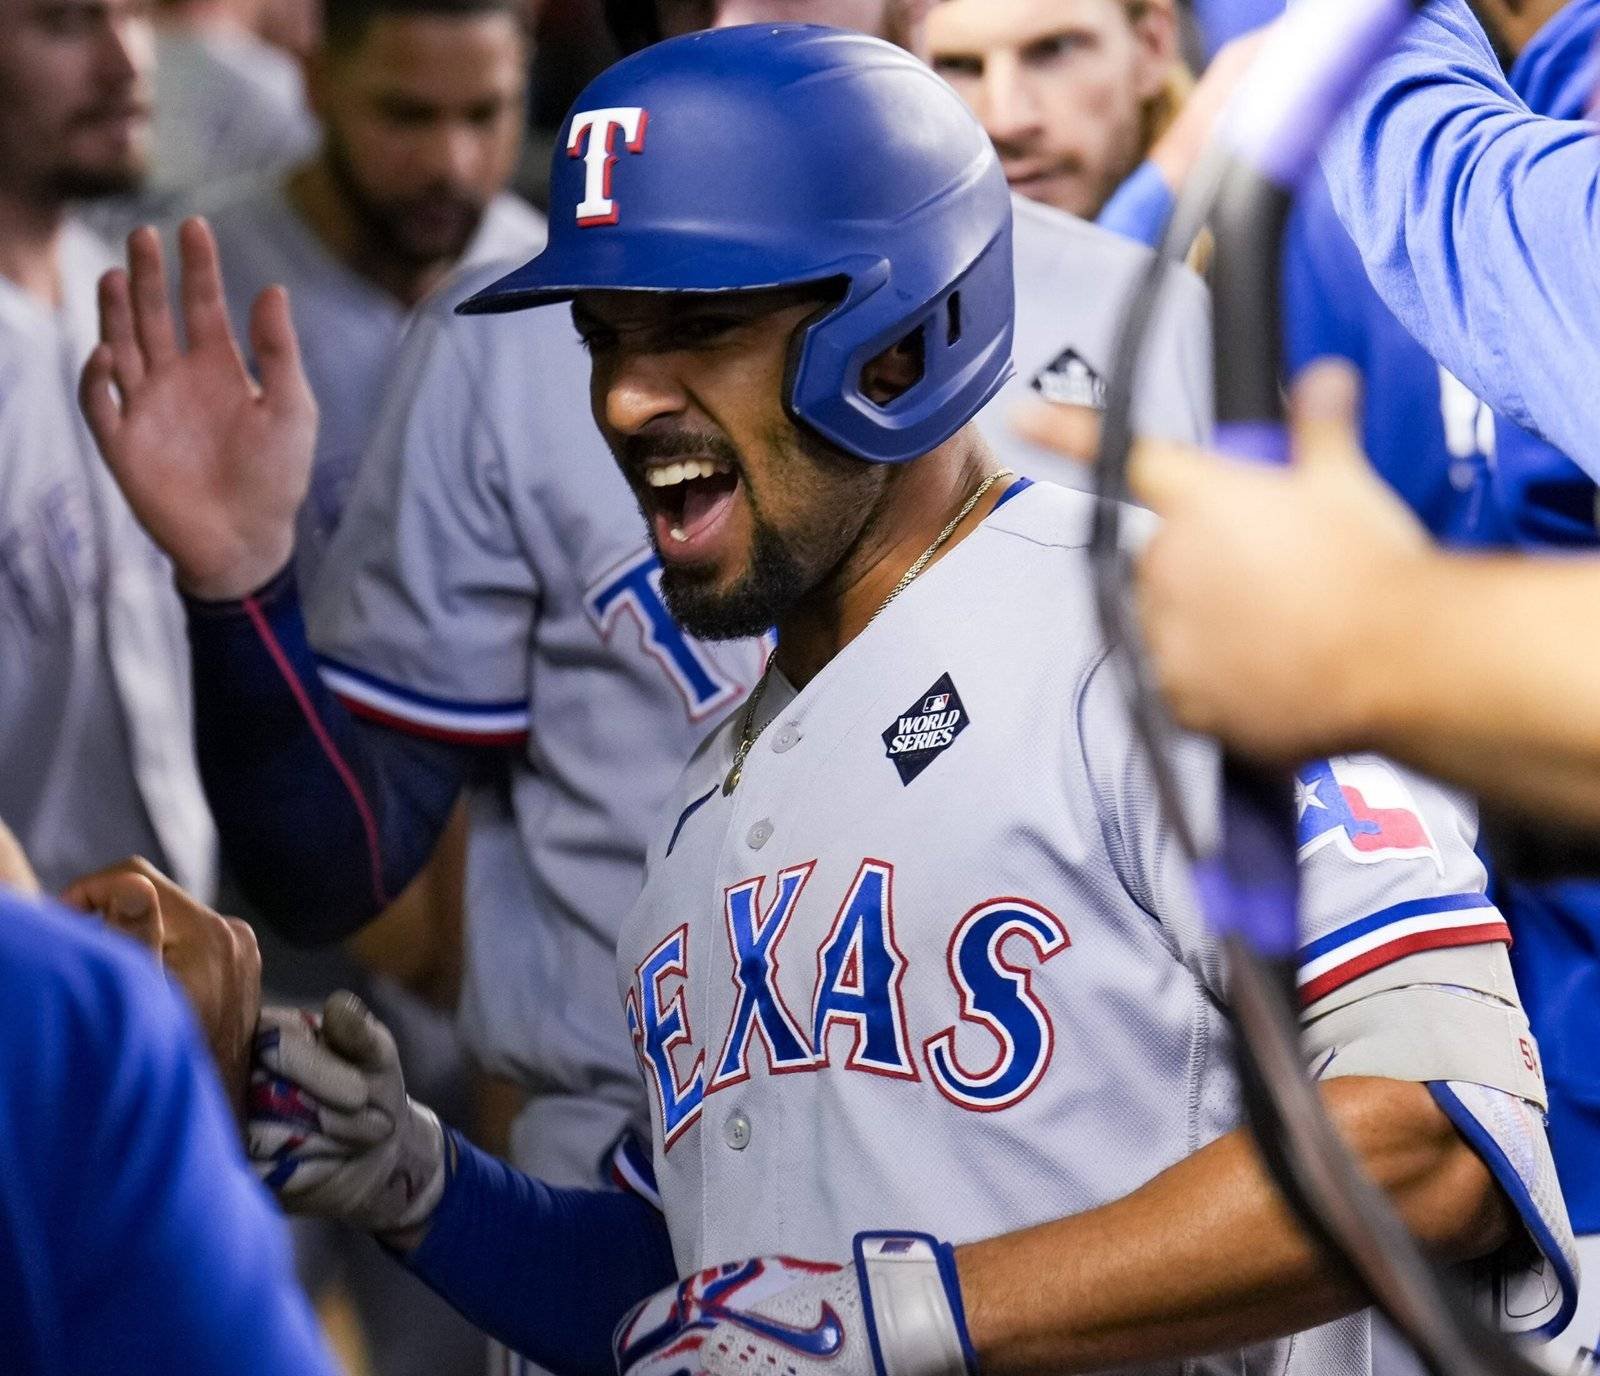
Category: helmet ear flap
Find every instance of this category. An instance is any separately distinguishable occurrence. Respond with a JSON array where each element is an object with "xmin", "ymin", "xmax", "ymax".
[{"xmin": 788, "ymin": 228, "xmax": 1015, "ymax": 464}]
